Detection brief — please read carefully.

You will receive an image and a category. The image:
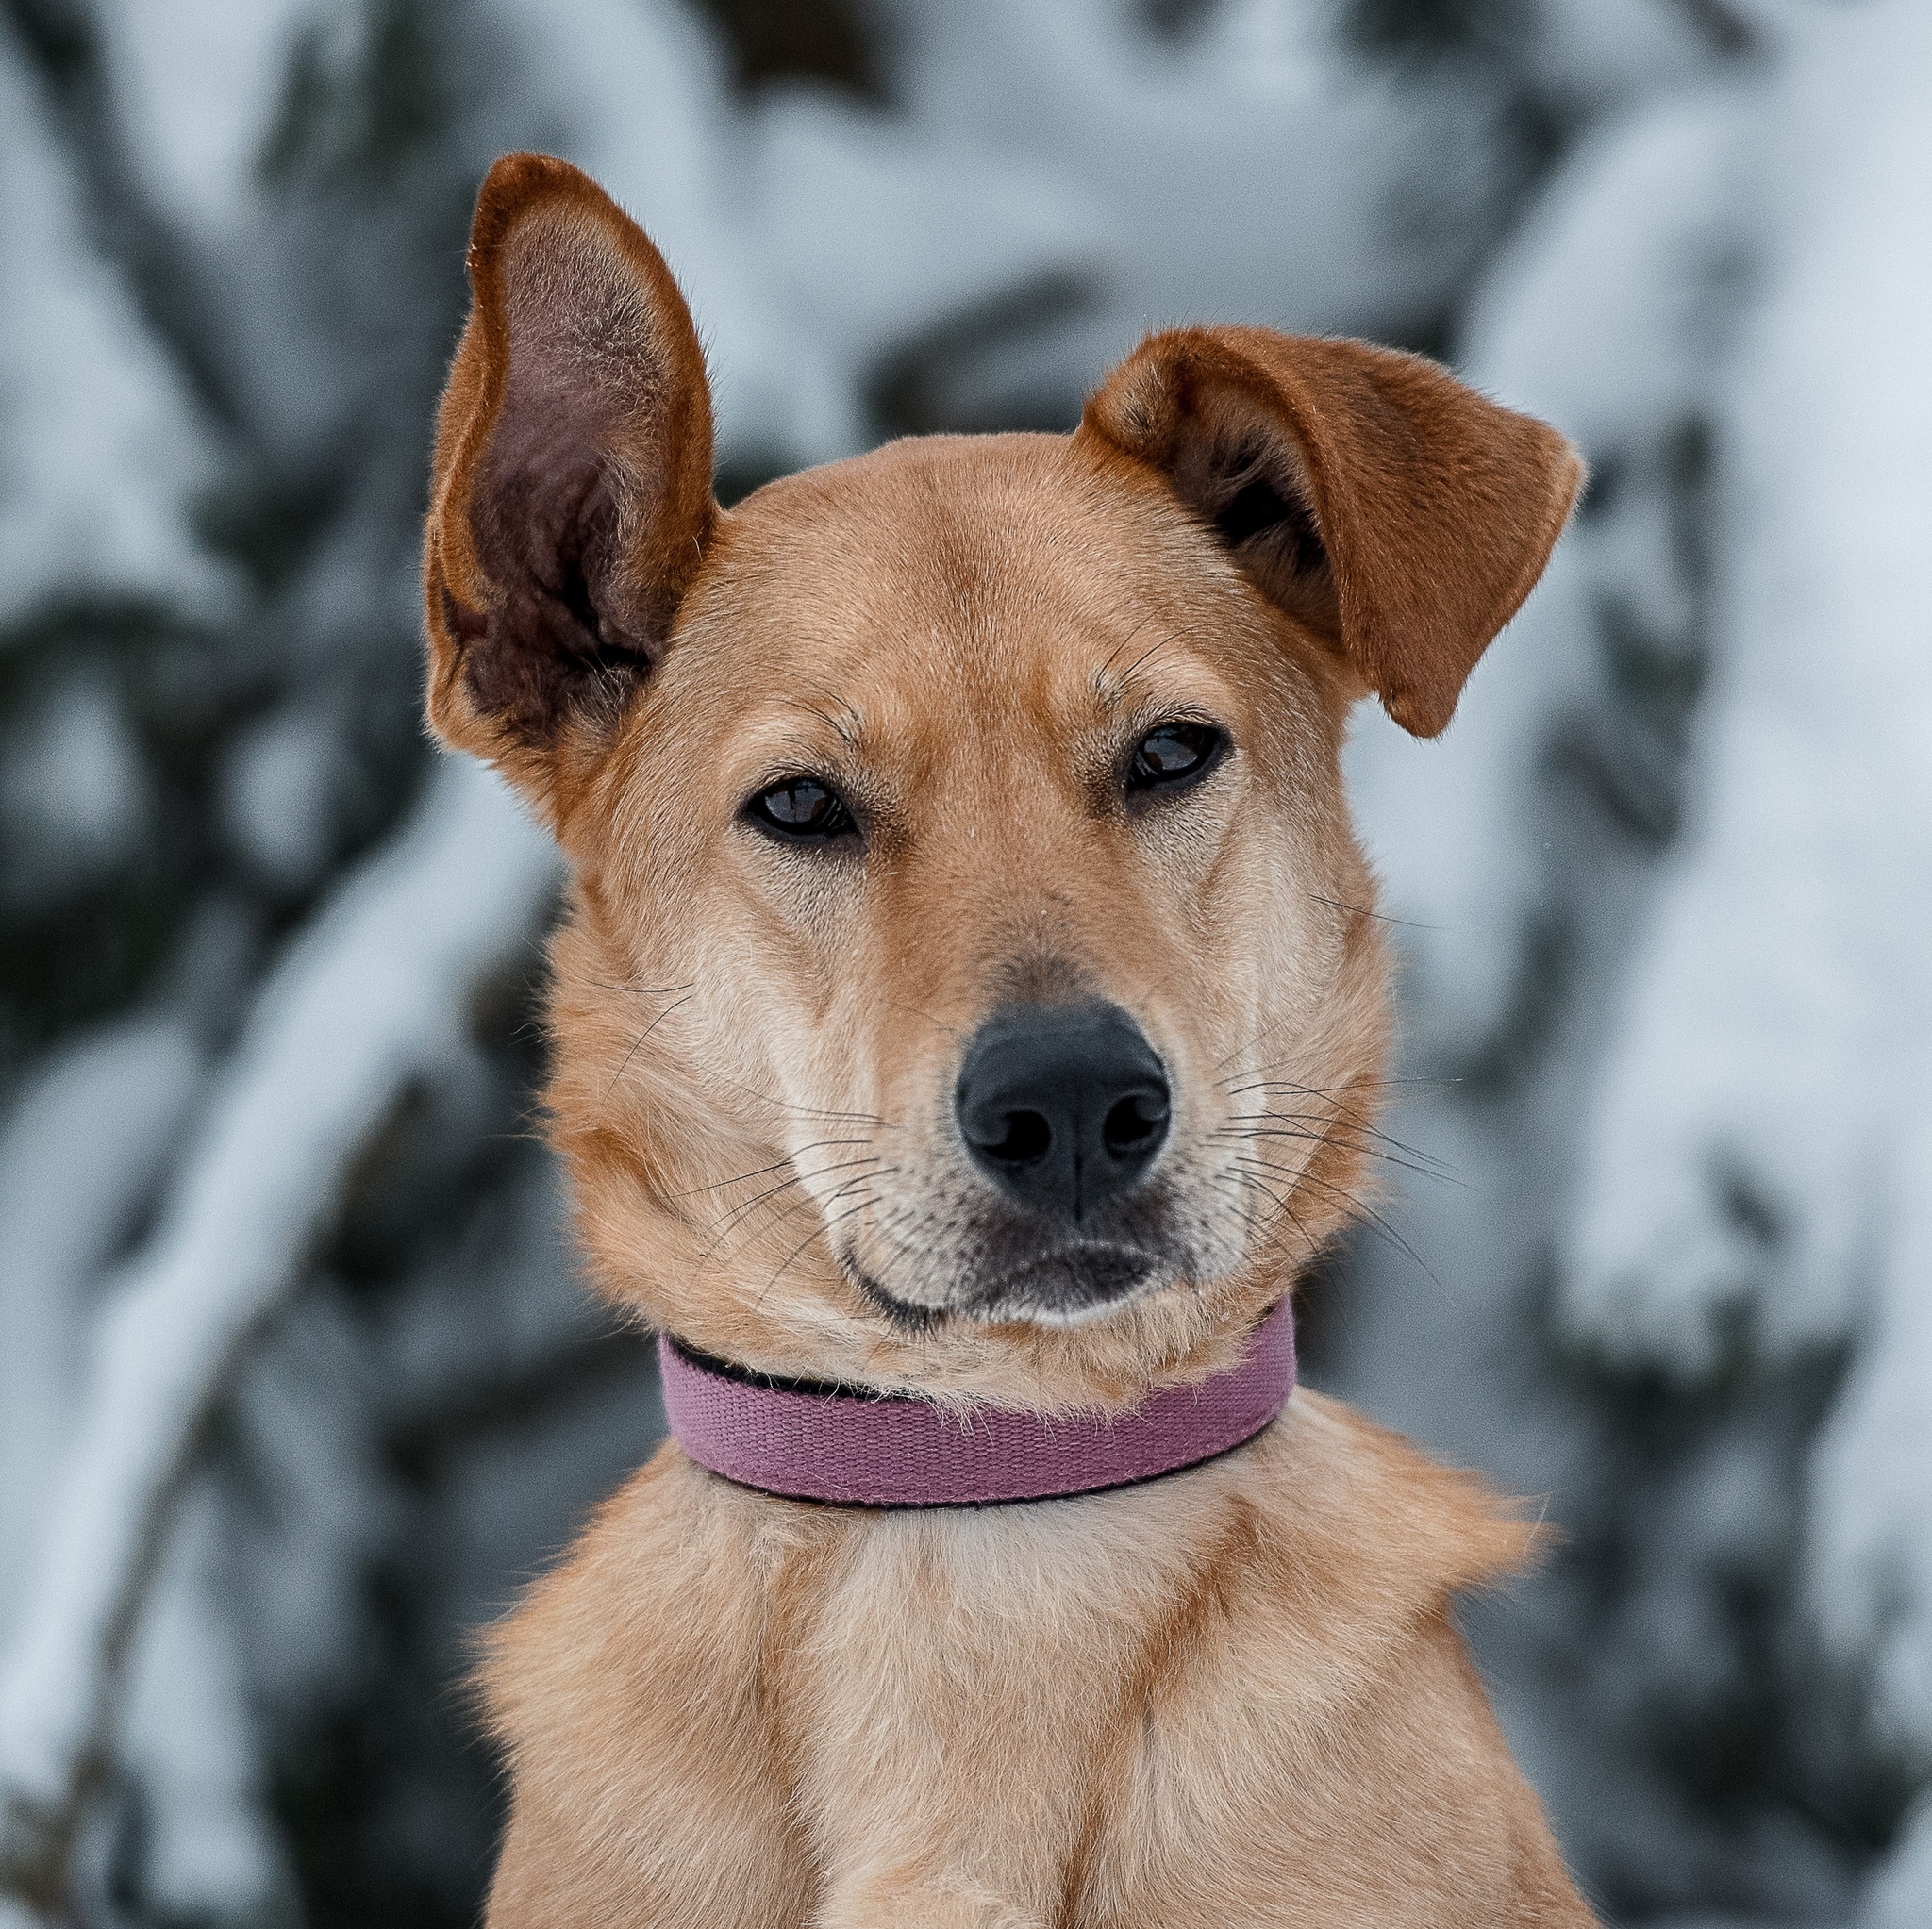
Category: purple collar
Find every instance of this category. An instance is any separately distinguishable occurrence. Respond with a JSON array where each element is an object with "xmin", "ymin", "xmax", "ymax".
[{"xmin": 657, "ymin": 1299, "xmax": 1295, "ymax": 1507}]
